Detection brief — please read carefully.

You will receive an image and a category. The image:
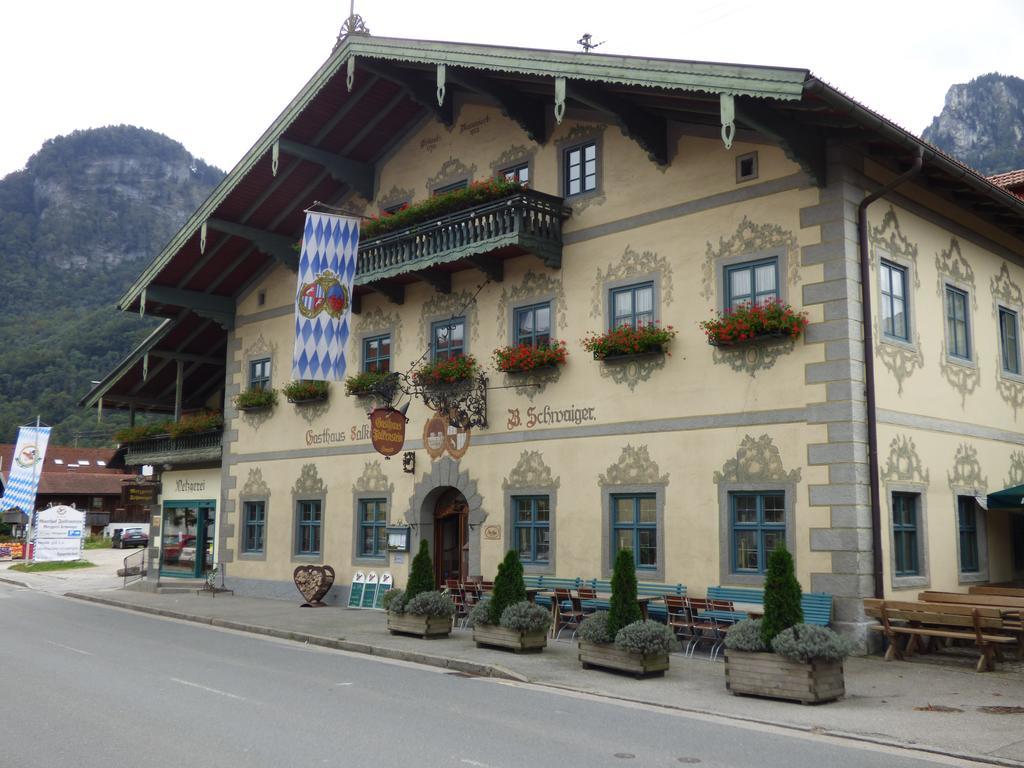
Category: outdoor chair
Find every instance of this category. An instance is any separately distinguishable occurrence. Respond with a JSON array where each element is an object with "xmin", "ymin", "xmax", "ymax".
[
  {"xmin": 664, "ymin": 595, "xmax": 694, "ymax": 652},
  {"xmin": 554, "ymin": 588, "xmax": 584, "ymax": 640},
  {"xmin": 577, "ymin": 586, "xmax": 598, "ymax": 614},
  {"xmin": 450, "ymin": 588, "xmax": 469, "ymax": 629},
  {"xmin": 686, "ymin": 597, "xmax": 725, "ymax": 661}
]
